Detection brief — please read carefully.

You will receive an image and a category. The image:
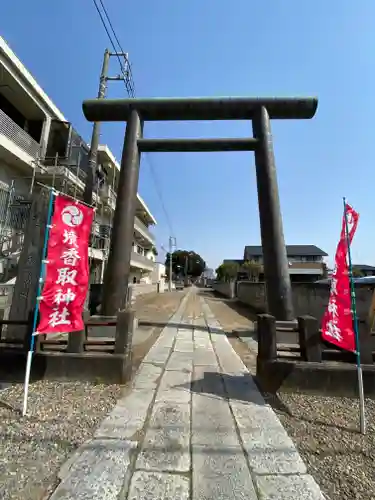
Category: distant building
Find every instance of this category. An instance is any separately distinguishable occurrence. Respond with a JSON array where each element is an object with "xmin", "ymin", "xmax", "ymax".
[
  {"xmin": 352, "ymin": 264, "xmax": 375, "ymax": 277},
  {"xmin": 222, "ymin": 245, "xmax": 328, "ymax": 283},
  {"xmin": 151, "ymin": 262, "xmax": 166, "ymax": 283},
  {"xmin": 243, "ymin": 245, "xmax": 328, "ymax": 283},
  {"xmin": 202, "ymin": 268, "xmax": 215, "ymax": 279}
]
